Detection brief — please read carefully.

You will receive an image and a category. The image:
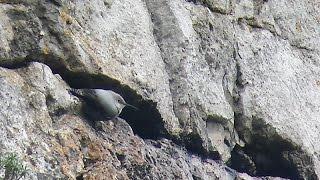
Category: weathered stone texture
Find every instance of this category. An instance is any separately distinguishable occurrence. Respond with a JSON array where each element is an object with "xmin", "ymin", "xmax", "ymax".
[{"xmin": 0, "ymin": 0, "xmax": 319, "ymax": 179}]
